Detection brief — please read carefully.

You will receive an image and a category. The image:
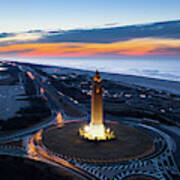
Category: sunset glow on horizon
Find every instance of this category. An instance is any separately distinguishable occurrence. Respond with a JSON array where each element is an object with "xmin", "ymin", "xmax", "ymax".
[{"xmin": 1, "ymin": 38, "xmax": 180, "ymax": 58}]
